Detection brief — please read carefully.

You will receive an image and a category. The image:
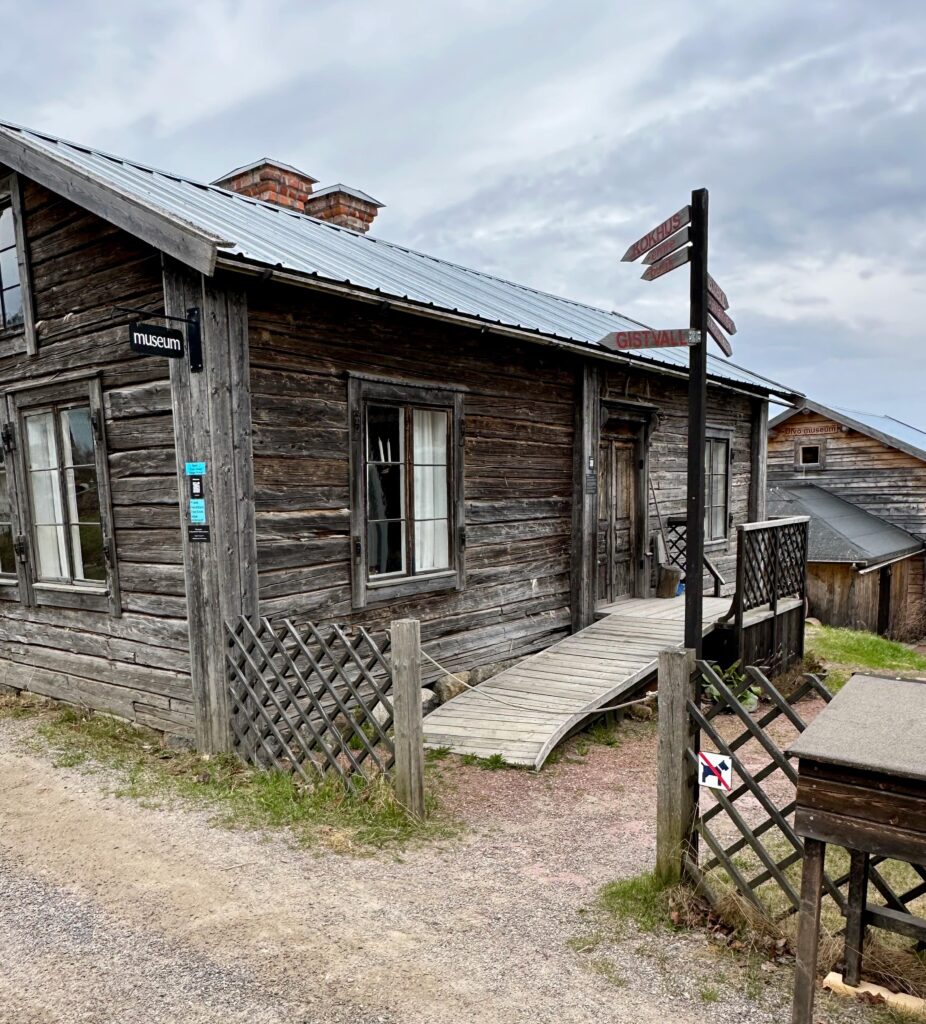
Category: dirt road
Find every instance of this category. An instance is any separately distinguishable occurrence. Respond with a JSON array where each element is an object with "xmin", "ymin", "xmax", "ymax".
[{"xmin": 0, "ymin": 716, "xmax": 846, "ymax": 1024}]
